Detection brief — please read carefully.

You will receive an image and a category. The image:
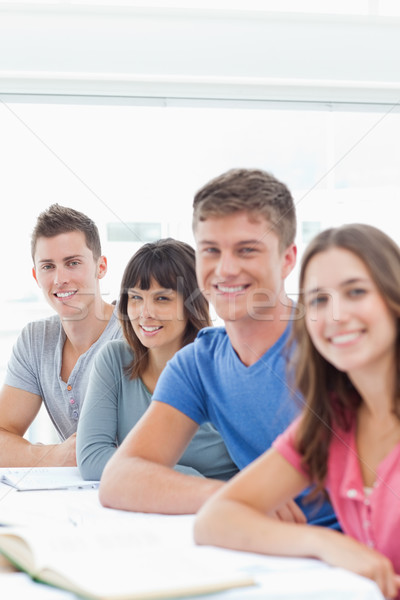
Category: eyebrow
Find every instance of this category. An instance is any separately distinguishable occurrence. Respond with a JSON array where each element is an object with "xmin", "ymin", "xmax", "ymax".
[
  {"xmin": 37, "ymin": 254, "xmax": 85, "ymax": 264},
  {"xmin": 304, "ymin": 277, "xmax": 370, "ymax": 297},
  {"xmin": 198, "ymin": 239, "xmax": 264, "ymax": 246},
  {"xmin": 128, "ymin": 287, "xmax": 174, "ymax": 295}
]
